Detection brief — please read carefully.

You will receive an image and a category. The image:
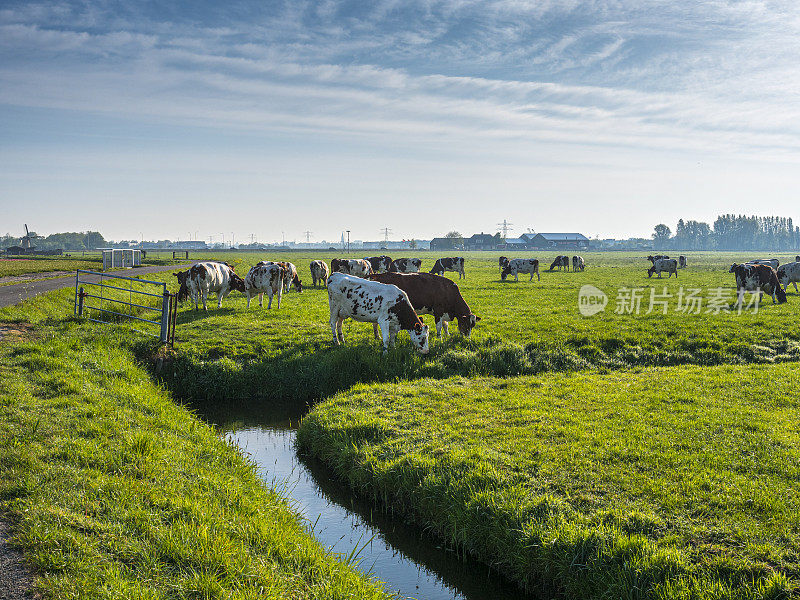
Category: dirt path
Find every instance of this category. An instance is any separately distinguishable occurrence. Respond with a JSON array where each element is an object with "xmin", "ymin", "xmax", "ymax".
[
  {"xmin": 0, "ymin": 517, "xmax": 38, "ymax": 600},
  {"xmin": 0, "ymin": 263, "xmax": 195, "ymax": 309}
]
